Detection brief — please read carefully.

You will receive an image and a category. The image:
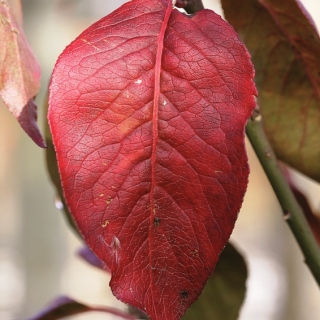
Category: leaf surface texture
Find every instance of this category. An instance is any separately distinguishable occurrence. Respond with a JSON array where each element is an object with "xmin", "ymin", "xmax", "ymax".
[{"xmin": 48, "ymin": 0, "xmax": 256, "ymax": 318}]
